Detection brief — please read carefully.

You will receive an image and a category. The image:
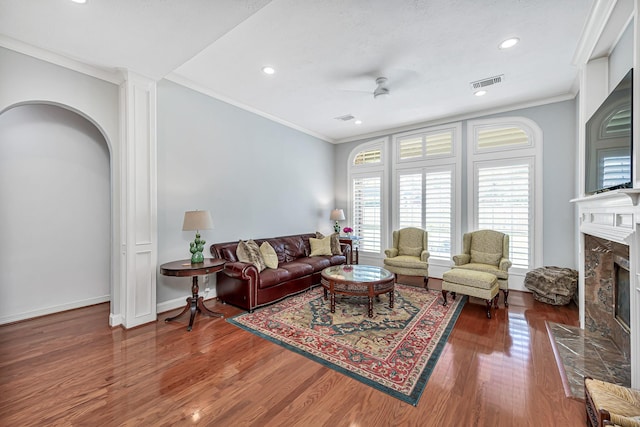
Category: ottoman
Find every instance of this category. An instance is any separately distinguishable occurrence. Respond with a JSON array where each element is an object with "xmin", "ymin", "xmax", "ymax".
[{"xmin": 442, "ymin": 269, "xmax": 499, "ymax": 318}]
